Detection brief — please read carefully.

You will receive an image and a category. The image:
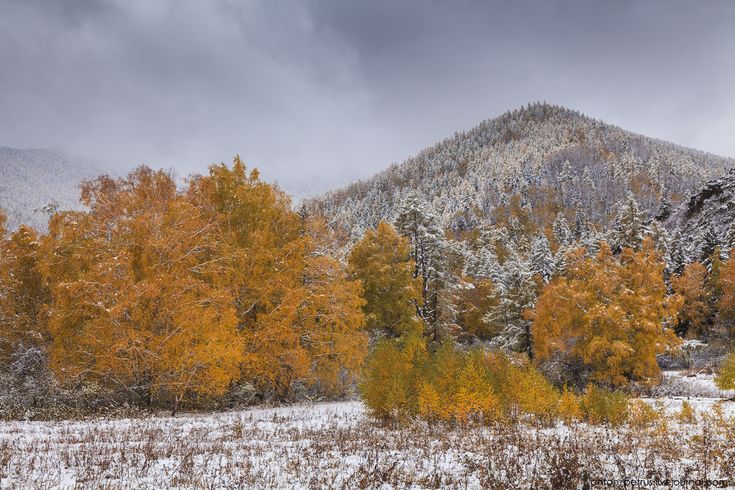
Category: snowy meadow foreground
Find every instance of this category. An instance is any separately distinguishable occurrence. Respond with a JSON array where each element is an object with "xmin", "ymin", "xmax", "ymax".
[{"xmin": 1, "ymin": 375, "xmax": 735, "ymax": 489}]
